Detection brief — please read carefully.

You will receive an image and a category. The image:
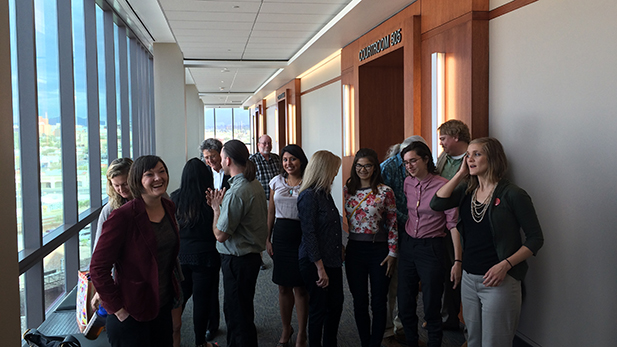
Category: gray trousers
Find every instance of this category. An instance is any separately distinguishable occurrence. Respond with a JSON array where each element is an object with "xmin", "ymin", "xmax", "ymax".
[{"xmin": 462, "ymin": 271, "xmax": 521, "ymax": 347}]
